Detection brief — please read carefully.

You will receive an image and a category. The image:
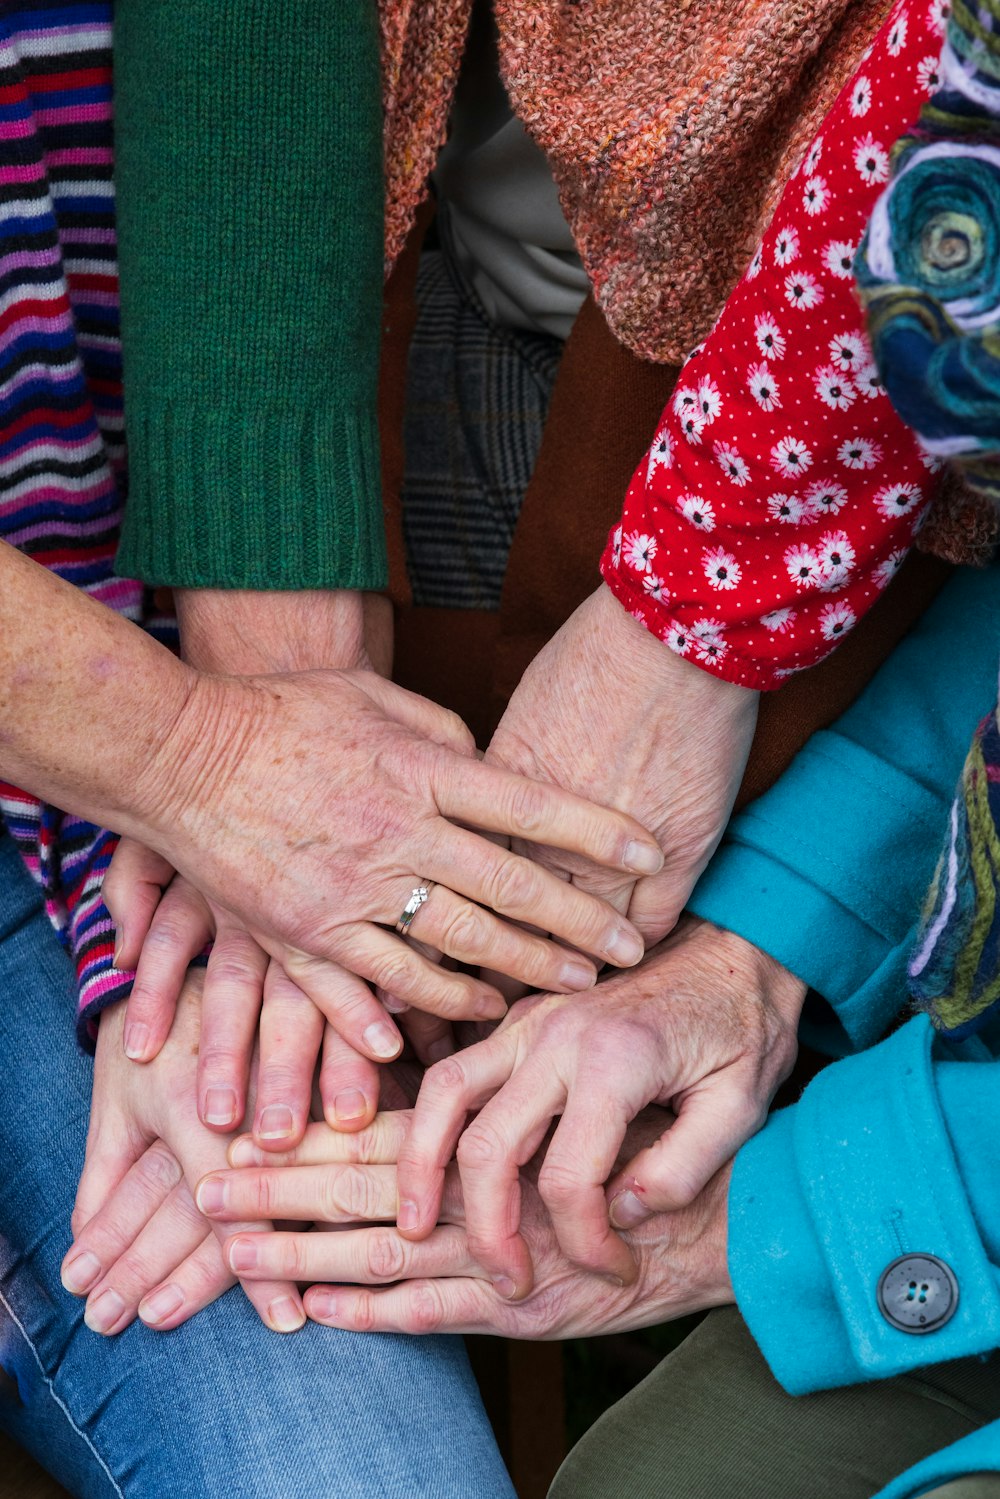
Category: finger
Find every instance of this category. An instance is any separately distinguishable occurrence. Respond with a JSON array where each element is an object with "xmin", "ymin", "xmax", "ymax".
[
  {"xmin": 425, "ymin": 829, "xmax": 645, "ymax": 971},
  {"xmin": 607, "ymin": 1085, "xmax": 762, "ymax": 1226},
  {"xmin": 396, "ymin": 1038, "xmax": 518, "ymax": 1243},
  {"xmin": 82, "ymin": 1179, "xmax": 209, "ymax": 1335},
  {"xmin": 102, "ymin": 837, "xmax": 176, "ymax": 971},
  {"xmin": 71, "ymin": 1111, "xmax": 152, "ymax": 1239},
  {"xmin": 406, "ymin": 883, "xmax": 598, "ymax": 995},
  {"xmin": 139, "ymin": 1233, "xmax": 237, "ymax": 1332},
  {"xmin": 228, "ymin": 1112, "xmax": 412, "ymax": 1169},
  {"xmin": 627, "ymin": 867, "xmax": 706, "ymax": 947},
  {"xmin": 196, "ymin": 925, "xmax": 269, "ymax": 1132},
  {"xmin": 278, "ymin": 949, "xmax": 404, "ymax": 1063},
  {"xmin": 306, "ymin": 1276, "xmax": 498, "ymax": 1337},
  {"xmin": 197, "ymin": 1163, "xmax": 399, "ymax": 1225},
  {"xmin": 63, "ymin": 1140, "xmax": 181, "ymax": 1296},
  {"xmin": 318, "ymin": 1023, "xmax": 380, "ymax": 1132},
  {"xmin": 536, "ymin": 1092, "xmax": 639, "ymax": 1284},
  {"xmin": 222, "ymin": 1223, "xmax": 476, "ymax": 1286},
  {"xmin": 436, "ymin": 754, "xmax": 663, "ymax": 877},
  {"xmin": 122, "ymin": 879, "xmax": 213, "ymax": 1062},
  {"xmin": 398, "ymin": 1006, "xmax": 455, "ymax": 1066},
  {"xmin": 251, "ymin": 963, "xmax": 324, "ymax": 1150}
]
